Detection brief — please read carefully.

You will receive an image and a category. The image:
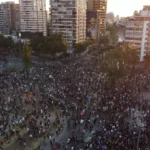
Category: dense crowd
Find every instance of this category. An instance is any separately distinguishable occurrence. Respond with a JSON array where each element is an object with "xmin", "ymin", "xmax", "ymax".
[{"xmin": 0, "ymin": 54, "xmax": 150, "ymax": 150}]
